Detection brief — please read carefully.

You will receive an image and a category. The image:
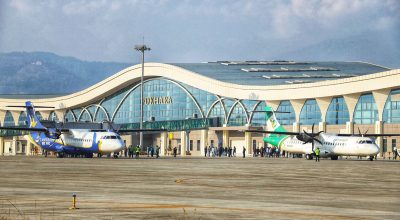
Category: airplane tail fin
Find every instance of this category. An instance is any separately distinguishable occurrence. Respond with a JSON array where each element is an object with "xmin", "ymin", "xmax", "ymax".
[
  {"xmin": 7, "ymin": 101, "xmax": 54, "ymax": 129},
  {"xmin": 25, "ymin": 101, "xmax": 45, "ymax": 129},
  {"xmin": 263, "ymin": 103, "xmax": 289, "ymax": 147},
  {"xmin": 264, "ymin": 105, "xmax": 287, "ymax": 133}
]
